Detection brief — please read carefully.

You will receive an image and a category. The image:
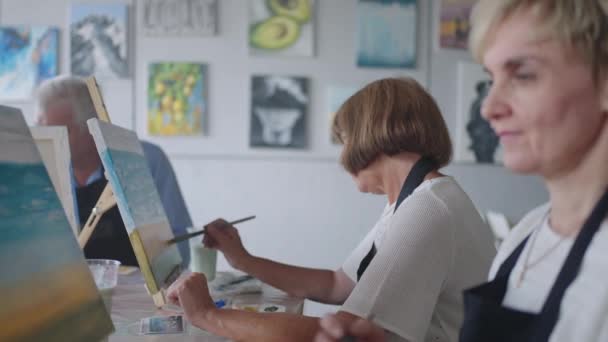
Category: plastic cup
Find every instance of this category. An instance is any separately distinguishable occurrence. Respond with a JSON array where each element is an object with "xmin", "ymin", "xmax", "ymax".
[
  {"xmin": 188, "ymin": 228, "xmax": 217, "ymax": 281},
  {"xmin": 87, "ymin": 259, "xmax": 121, "ymax": 314}
]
